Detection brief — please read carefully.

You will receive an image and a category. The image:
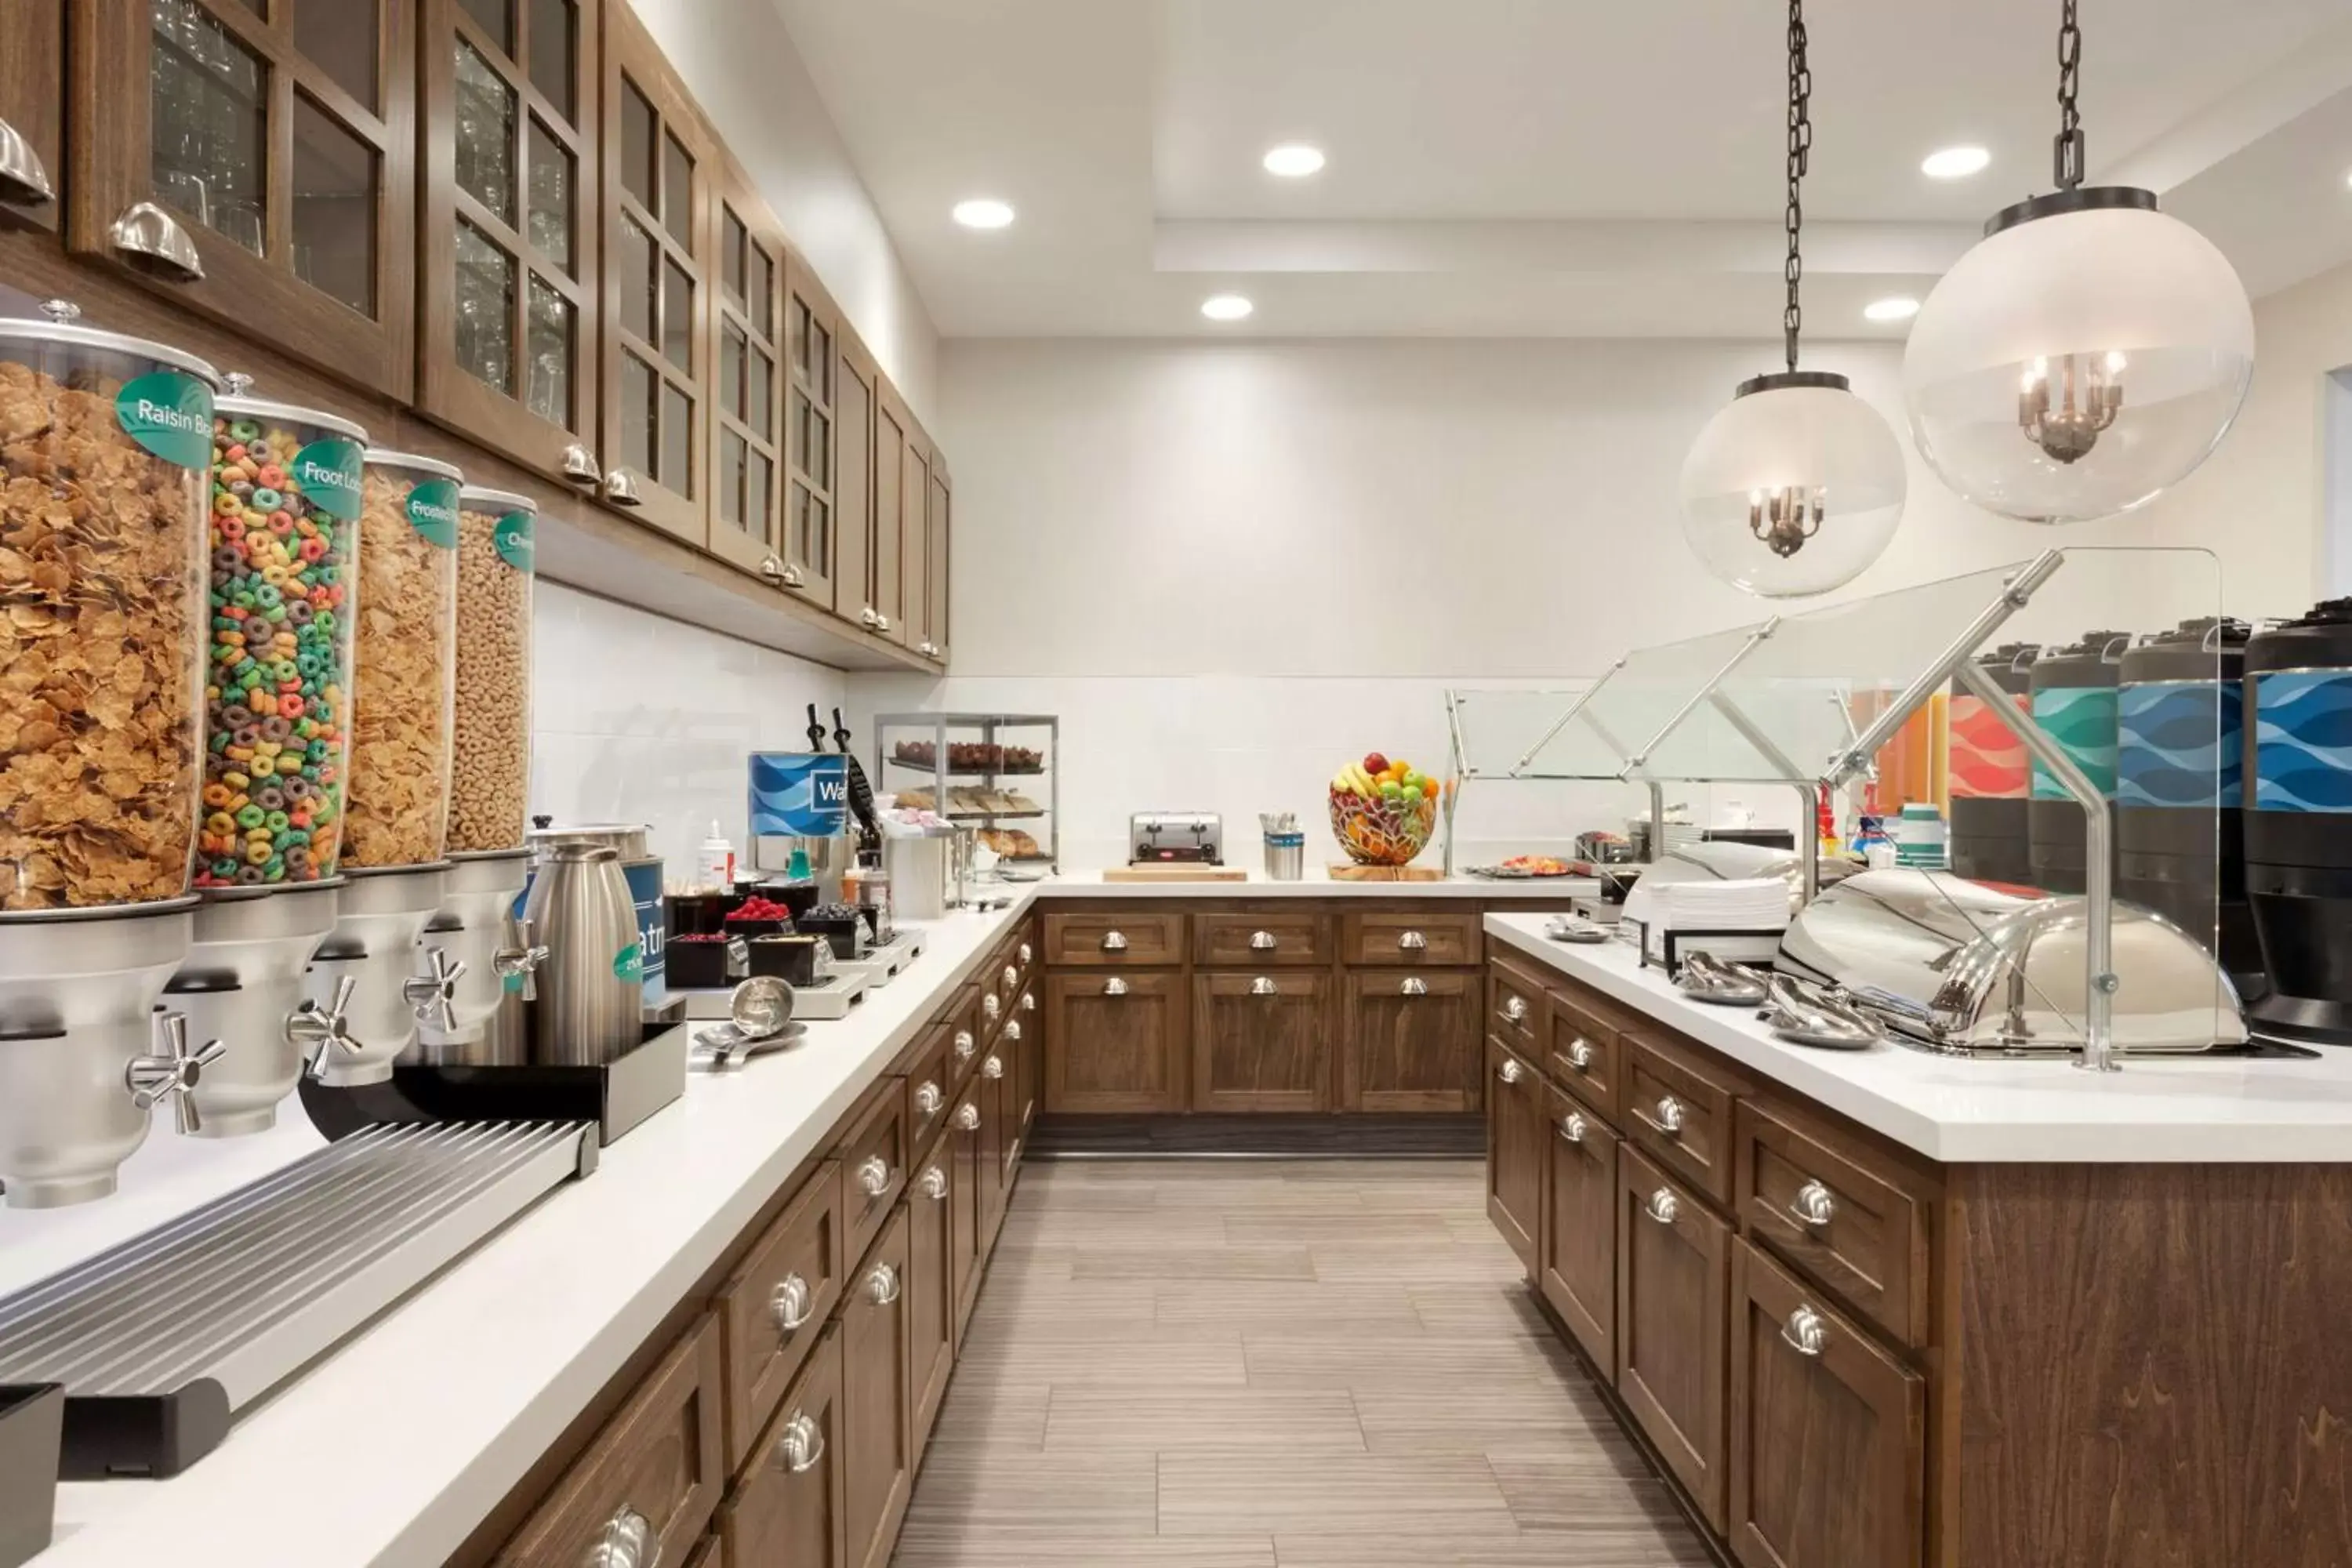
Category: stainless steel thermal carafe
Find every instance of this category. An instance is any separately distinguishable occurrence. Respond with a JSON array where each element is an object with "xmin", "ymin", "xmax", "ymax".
[{"xmin": 522, "ymin": 842, "xmax": 643, "ymax": 1065}]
